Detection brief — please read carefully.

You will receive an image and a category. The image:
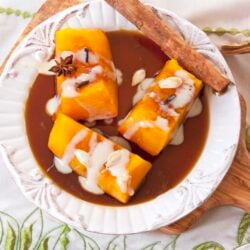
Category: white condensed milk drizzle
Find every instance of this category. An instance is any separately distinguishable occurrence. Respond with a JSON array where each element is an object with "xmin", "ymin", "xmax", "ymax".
[{"xmin": 126, "ymin": 69, "xmax": 202, "ymax": 145}]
